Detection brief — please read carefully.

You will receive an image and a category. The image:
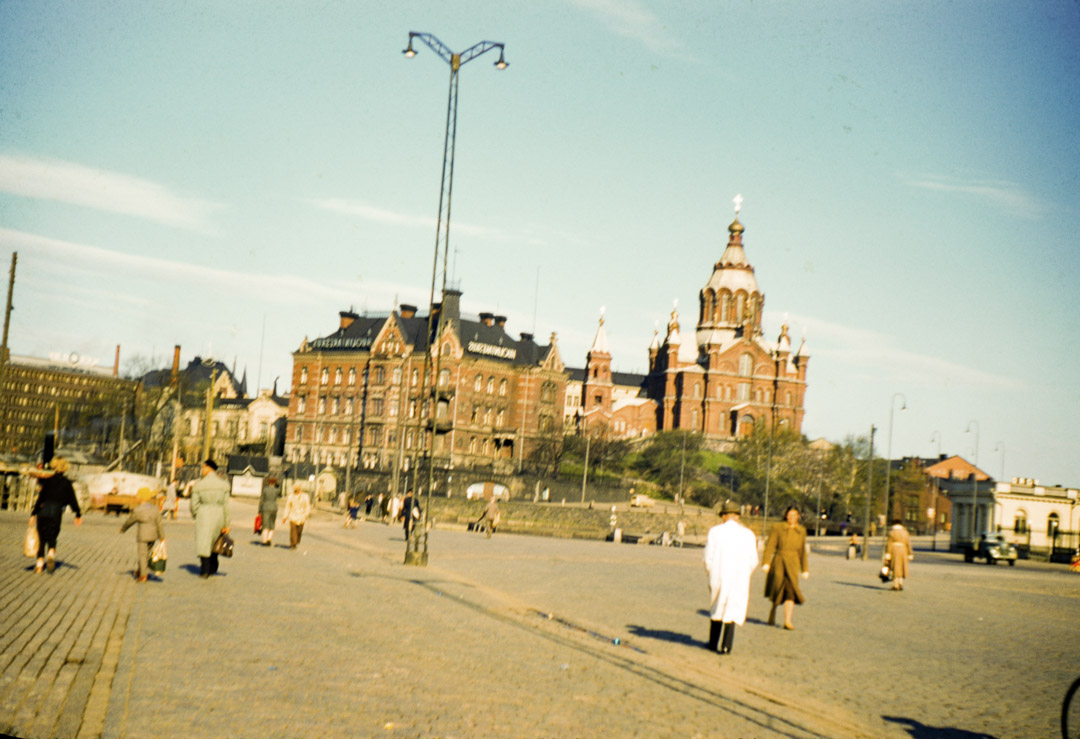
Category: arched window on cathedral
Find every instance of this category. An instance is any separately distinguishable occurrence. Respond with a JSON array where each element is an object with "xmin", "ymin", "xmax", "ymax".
[
  {"xmin": 736, "ymin": 293, "xmax": 745, "ymax": 323},
  {"xmin": 739, "ymin": 354, "xmax": 752, "ymax": 376},
  {"xmin": 785, "ymin": 391, "xmax": 792, "ymax": 406},
  {"xmin": 702, "ymin": 290, "xmax": 713, "ymax": 323},
  {"xmin": 721, "ymin": 292, "xmax": 731, "ymax": 323}
]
